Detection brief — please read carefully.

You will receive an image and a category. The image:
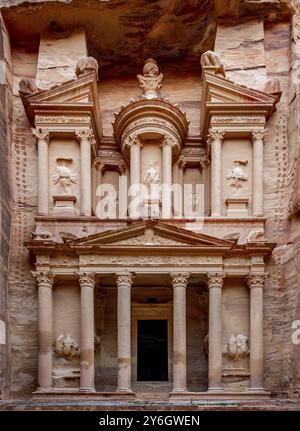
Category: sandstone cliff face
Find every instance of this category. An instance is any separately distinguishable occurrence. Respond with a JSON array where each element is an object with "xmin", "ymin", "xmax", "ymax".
[
  {"xmin": 0, "ymin": 0, "xmax": 300, "ymax": 400},
  {"xmin": 0, "ymin": 12, "xmax": 12, "ymax": 400}
]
